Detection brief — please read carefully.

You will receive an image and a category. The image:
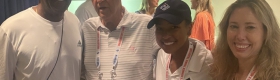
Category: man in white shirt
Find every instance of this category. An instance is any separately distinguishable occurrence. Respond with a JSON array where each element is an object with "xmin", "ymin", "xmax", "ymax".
[
  {"xmin": 0, "ymin": 0, "xmax": 82, "ymax": 80},
  {"xmin": 81, "ymin": 0, "xmax": 159, "ymax": 80},
  {"xmin": 75, "ymin": 0, "xmax": 98, "ymax": 24}
]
